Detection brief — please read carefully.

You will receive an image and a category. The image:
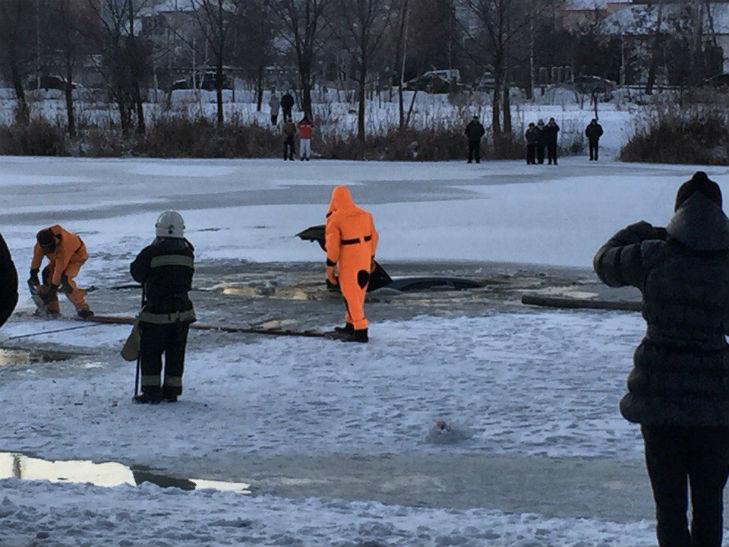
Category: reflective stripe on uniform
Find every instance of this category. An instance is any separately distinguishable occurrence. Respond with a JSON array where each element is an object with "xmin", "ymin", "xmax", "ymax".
[
  {"xmin": 138, "ymin": 309, "xmax": 196, "ymax": 324},
  {"xmin": 150, "ymin": 255, "xmax": 194, "ymax": 268},
  {"xmin": 164, "ymin": 376, "xmax": 182, "ymax": 387},
  {"xmin": 142, "ymin": 375, "xmax": 161, "ymax": 386}
]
